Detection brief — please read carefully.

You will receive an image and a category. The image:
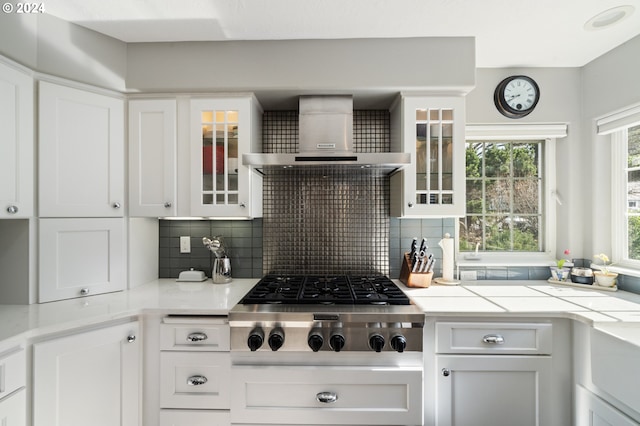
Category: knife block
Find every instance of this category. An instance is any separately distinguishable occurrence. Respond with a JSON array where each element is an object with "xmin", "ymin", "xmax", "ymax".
[{"xmin": 399, "ymin": 253, "xmax": 433, "ymax": 288}]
